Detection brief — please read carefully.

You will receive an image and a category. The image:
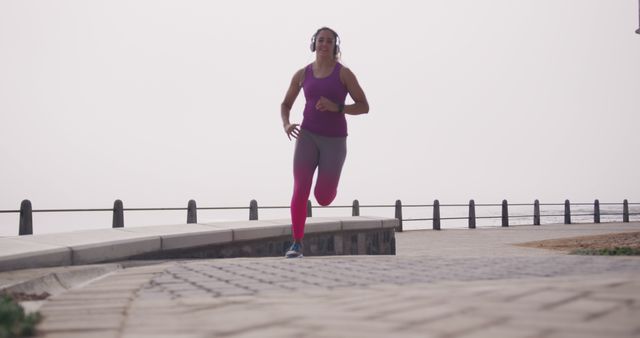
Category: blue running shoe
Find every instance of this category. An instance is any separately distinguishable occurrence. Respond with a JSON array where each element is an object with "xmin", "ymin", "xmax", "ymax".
[{"xmin": 285, "ymin": 242, "xmax": 303, "ymax": 258}]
